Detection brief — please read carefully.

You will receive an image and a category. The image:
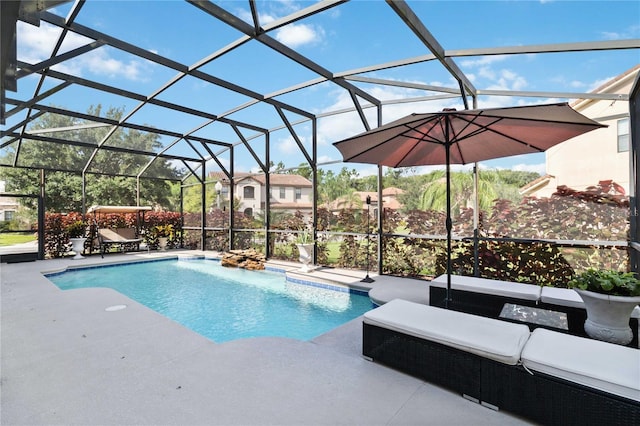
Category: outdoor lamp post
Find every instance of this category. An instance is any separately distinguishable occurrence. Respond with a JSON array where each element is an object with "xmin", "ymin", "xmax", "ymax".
[
  {"xmin": 361, "ymin": 195, "xmax": 374, "ymax": 283},
  {"xmin": 215, "ymin": 181, "xmax": 222, "ymax": 209}
]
